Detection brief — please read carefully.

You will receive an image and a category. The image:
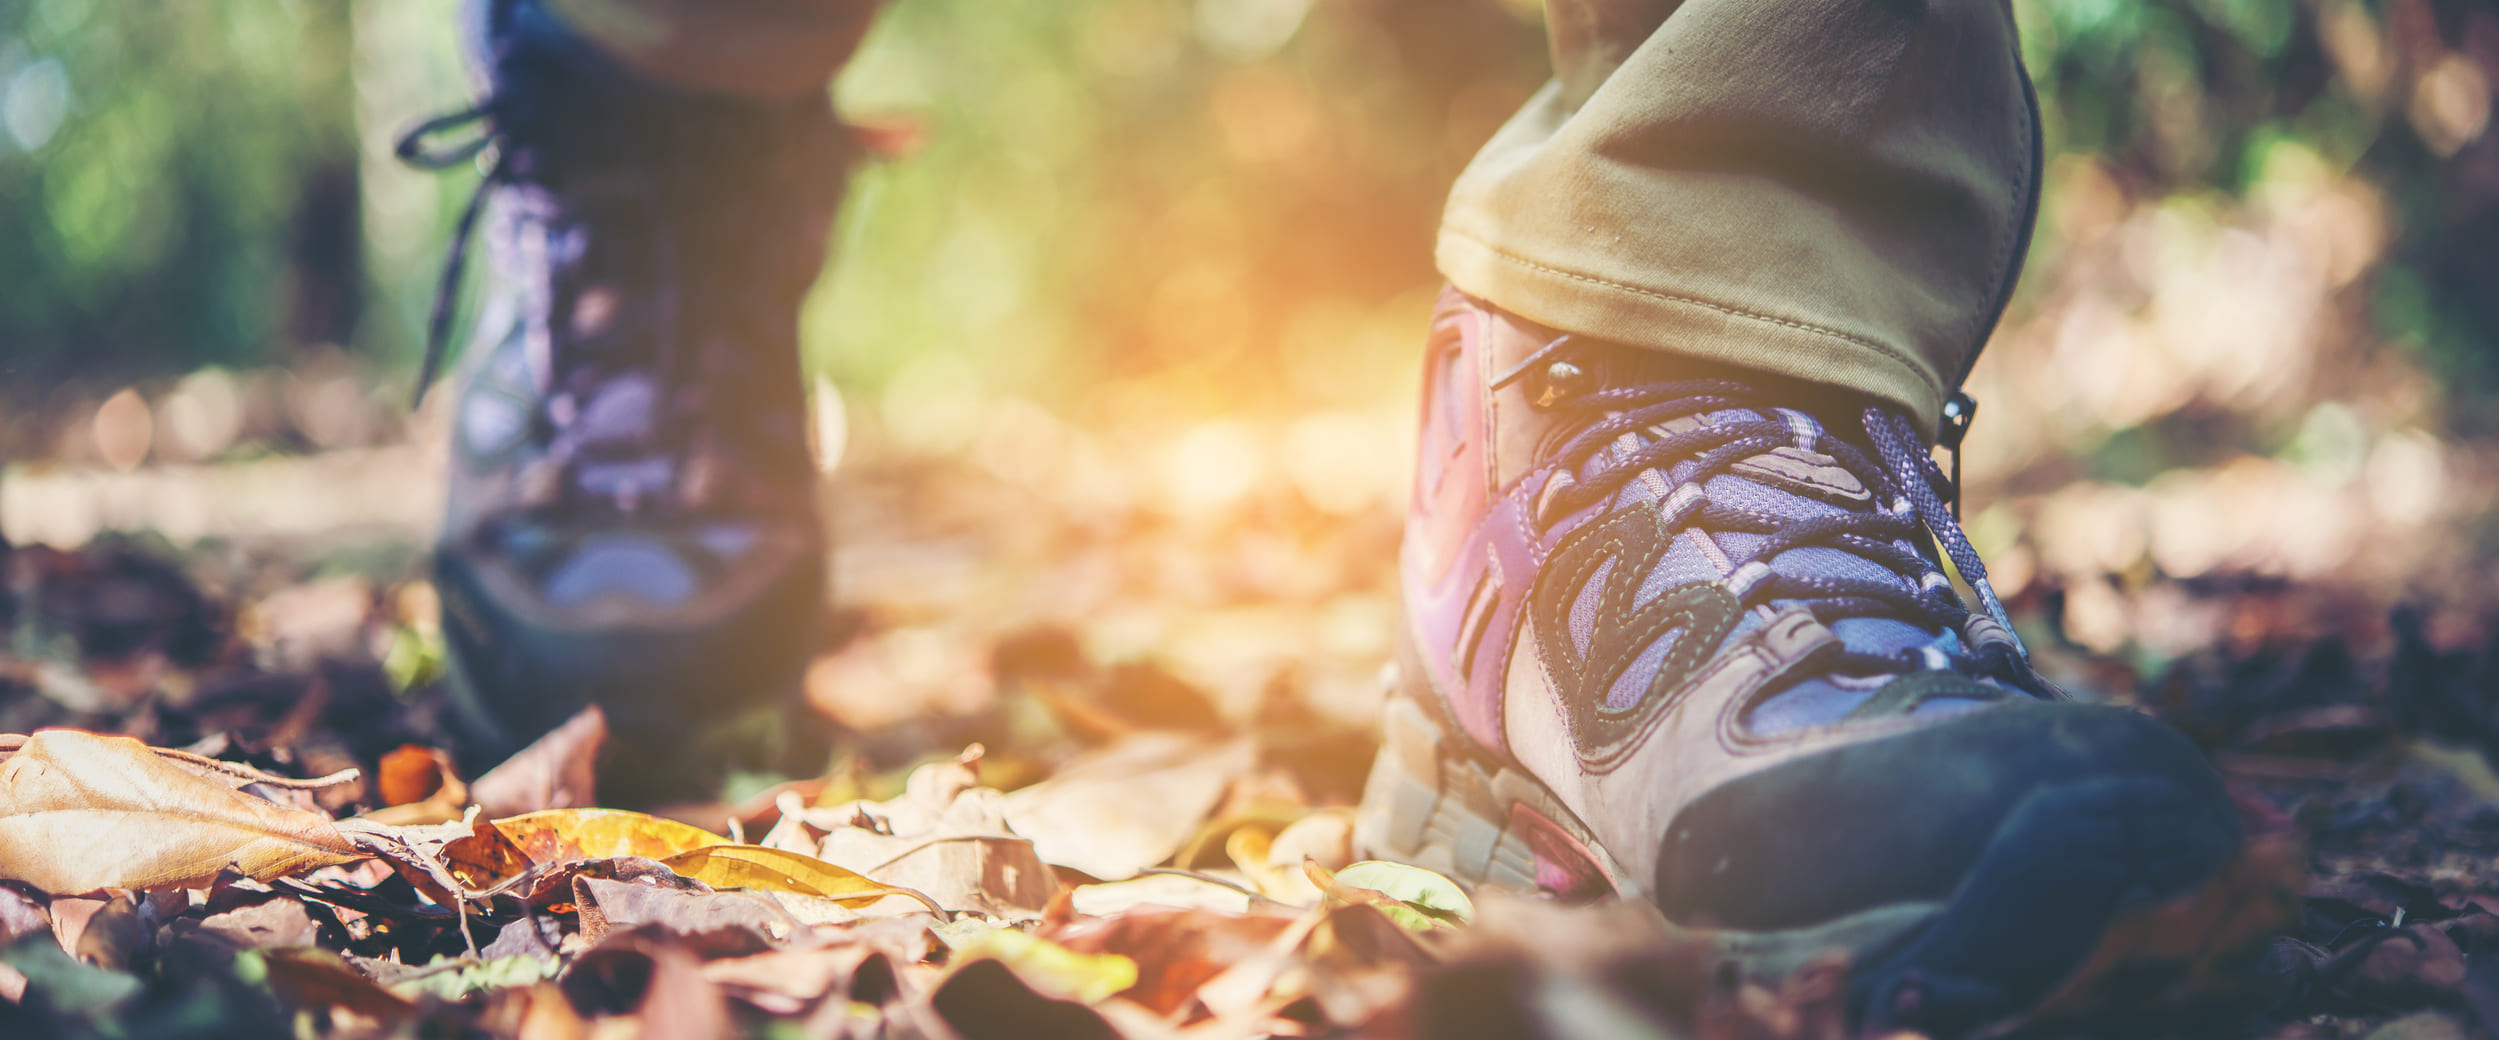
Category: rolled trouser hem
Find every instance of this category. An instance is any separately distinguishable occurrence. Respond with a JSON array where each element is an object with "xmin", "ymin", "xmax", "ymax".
[{"xmin": 1438, "ymin": 225, "xmax": 1950, "ymax": 437}]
